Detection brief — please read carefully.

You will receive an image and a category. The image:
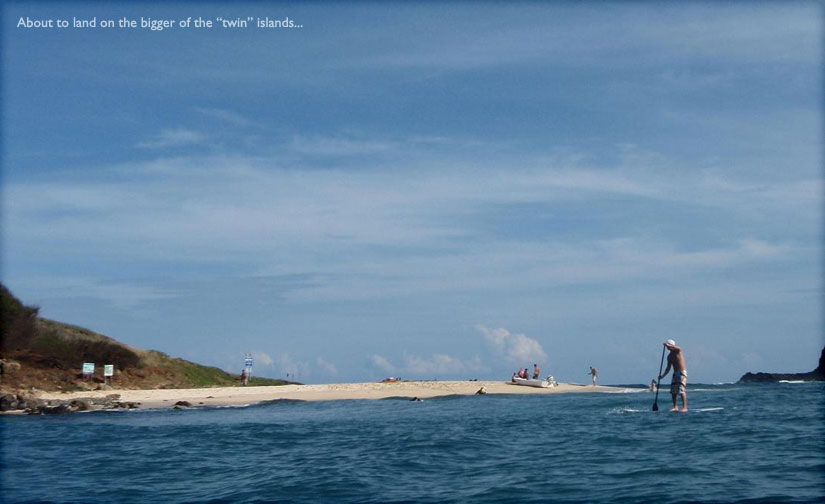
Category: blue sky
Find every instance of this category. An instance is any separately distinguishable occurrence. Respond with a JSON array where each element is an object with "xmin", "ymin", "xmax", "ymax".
[{"xmin": 2, "ymin": 2, "xmax": 822, "ymax": 384}]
